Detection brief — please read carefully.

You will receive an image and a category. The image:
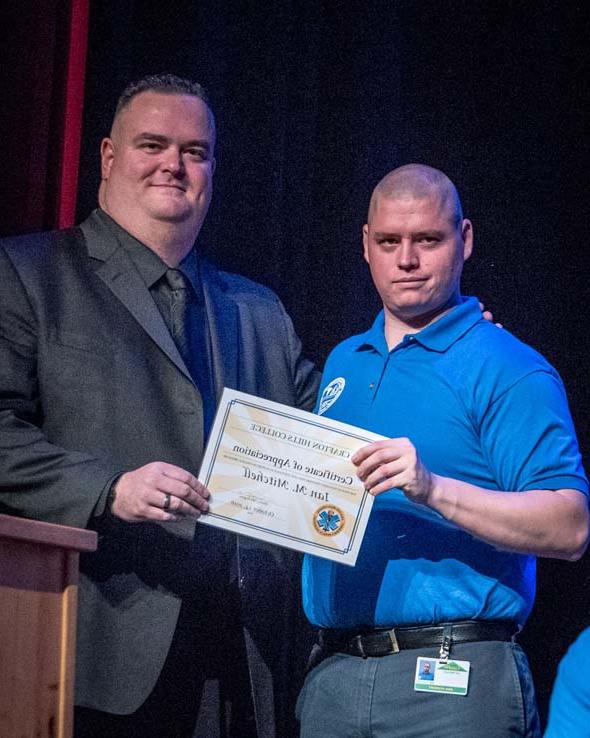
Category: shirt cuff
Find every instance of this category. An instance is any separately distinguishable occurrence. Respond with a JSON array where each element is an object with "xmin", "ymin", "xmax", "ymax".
[{"xmin": 93, "ymin": 472, "xmax": 125, "ymax": 518}]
